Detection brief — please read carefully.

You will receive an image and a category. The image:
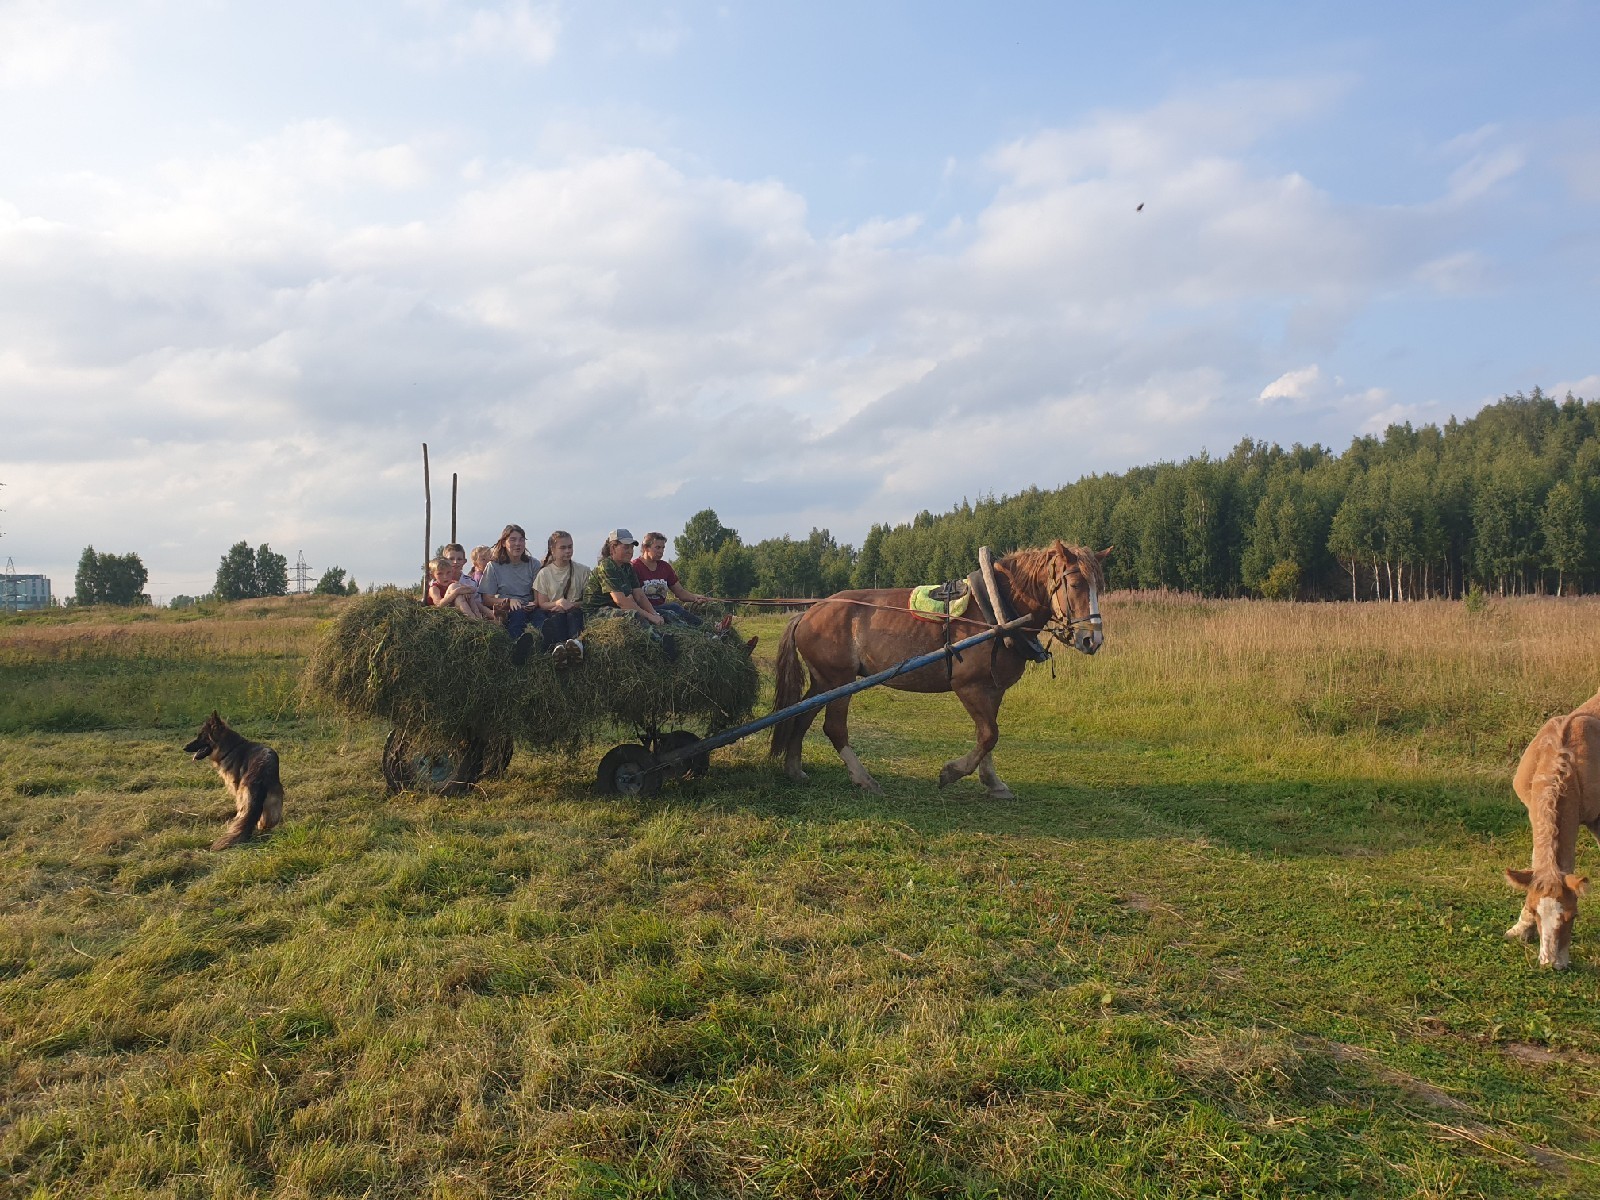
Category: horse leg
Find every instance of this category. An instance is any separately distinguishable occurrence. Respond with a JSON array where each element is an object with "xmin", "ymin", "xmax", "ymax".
[
  {"xmin": 975, "ymin": 752, "xmax": 1015, "ymax": 801},
  {"xmin": 822, "ymin": 695, "xmax": 882, "ymax": 794},
  {"xmin": 939, "ymin": 686, "xmax": 1002, "ymax": 794},
  {"xmin": 781, "ymin": 685, "xmax": 827, "ymax": 781}
]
